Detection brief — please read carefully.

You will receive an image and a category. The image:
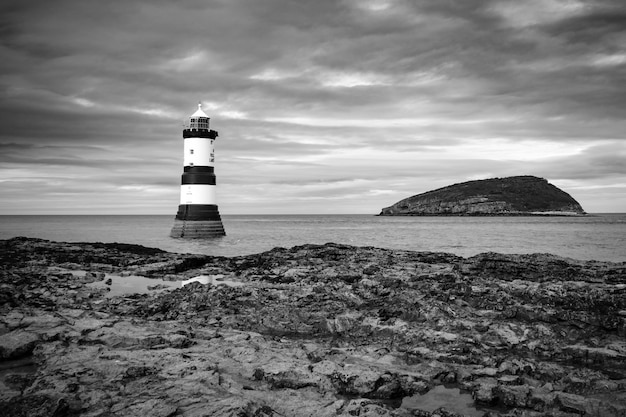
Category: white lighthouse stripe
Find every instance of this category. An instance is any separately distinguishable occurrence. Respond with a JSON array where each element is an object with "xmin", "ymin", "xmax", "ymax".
[
  {"xmin": 183, "ymin": 138, "xmax": 215, "ymax": 167},
  {"xmin": 179, "ymin": 184, "xmax": 217, "ymax": 205}
]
